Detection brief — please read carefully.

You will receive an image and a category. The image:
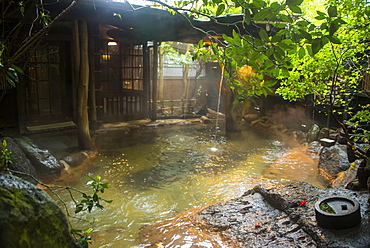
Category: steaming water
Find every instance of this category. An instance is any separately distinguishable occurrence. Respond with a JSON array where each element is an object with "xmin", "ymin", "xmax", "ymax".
[{"xmin": 49, "ymin": 123, "xmax": 327, "ymax": 247}]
